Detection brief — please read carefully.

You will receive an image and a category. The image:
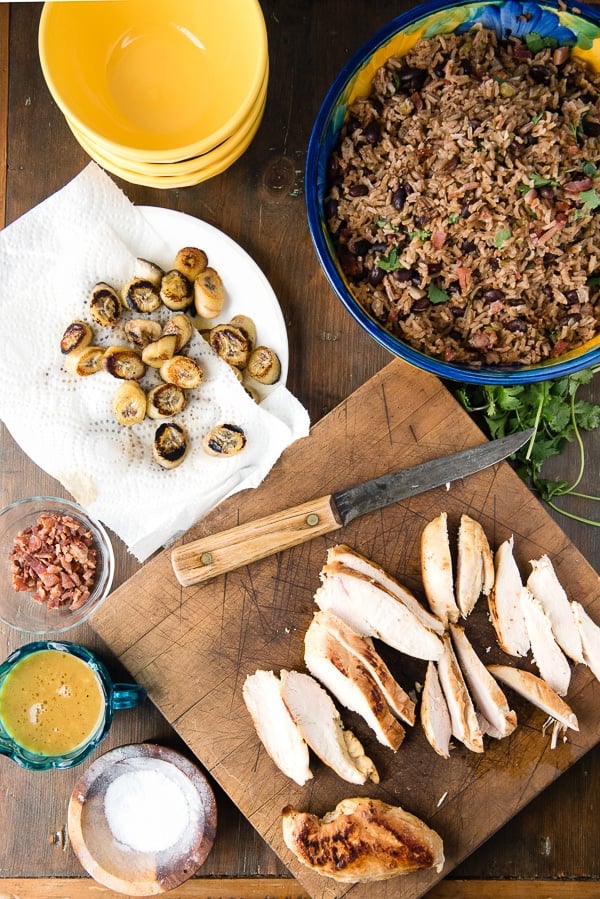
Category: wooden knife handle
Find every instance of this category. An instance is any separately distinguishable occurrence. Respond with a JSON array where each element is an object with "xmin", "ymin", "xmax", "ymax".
[{"xmin": 171, "ymin": 494, "xmax": 342, "ymax": 587}]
